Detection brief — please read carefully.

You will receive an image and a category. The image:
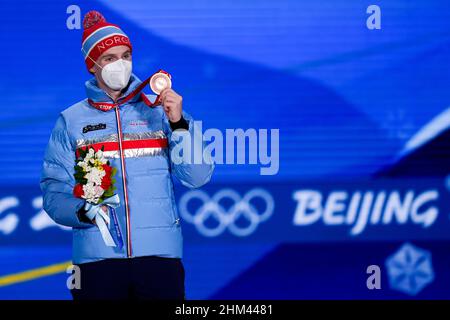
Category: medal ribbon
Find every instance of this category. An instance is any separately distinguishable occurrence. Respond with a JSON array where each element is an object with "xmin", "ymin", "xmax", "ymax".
[
  {"xmin": 109, "ymin": 207, "xmax": 124, "ymax": 250},
  {"xmin": 88, "ymin": 70, "xmax": 171, "ymax": 112},
  {"xmin": 85, "ymin": 194, "xmax": 122, "ymax": 247}
]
